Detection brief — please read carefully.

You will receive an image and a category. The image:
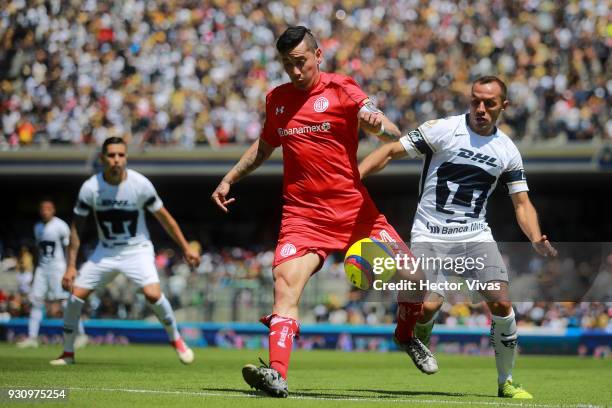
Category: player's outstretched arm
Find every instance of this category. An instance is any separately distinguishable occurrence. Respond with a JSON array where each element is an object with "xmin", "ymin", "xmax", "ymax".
[
  {"xmin": 63, "ymin": 215, "xmax": 86, "ymax": 291},
  {"xmin": 359, "ymin": 141, "xmax": 407, "ymax": 179},
  {"xmin": 357, "ymin": 100, "xmax": 401, "ymax": 142},
  {"xmin": 510, "ymin": 192, "xmax": 558, "ymax": 257},
  {"xmin": 211, "ymin": 138, "xmax": 275, "ymax": 213},
  {"xmin": 152, "ymin": 207, "xmax": 200, "ymax": 267}
]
